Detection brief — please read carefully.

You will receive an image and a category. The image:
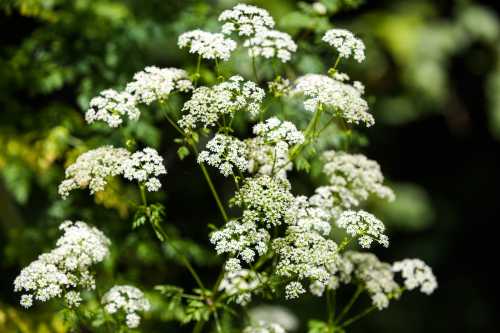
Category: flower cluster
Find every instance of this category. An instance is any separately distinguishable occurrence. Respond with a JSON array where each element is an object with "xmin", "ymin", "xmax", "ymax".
[
  {"xmin": 122, "ymin": 147, "xmax": 167, "ymax": 192},
  {"xmin": 125, "ymin": 66, "xmax": 192, "ymax": 105},
  {"xmin": 58, "ymin": 146, "xmax": 130, "ymax": 199},
  {"xmin": 178, "ymin": 76, "xmax": 265, "ymax": 131},
  {"xmin": 210, "ymin": 210, "xmax": 270, "ymax": 267},
  {"xmin": 219, "ymin": 4, "xmax": 275, "ymax": 37},
  {"xmin": 294, "ymin": 74, "xmax": 374, "ymax": 126},
  {"xmin": 285, "ymin": 196, "xmax": 332, "ymax": 236},
  {"xmin": 198, "ymin": 134, "xmax": 249, "ymax": 177},
  {"xmin": 322, "ymin": 29, "xmax": 366, "ymax": 62},
  {"xmin": 253, "ymin": 117, "xmax": 305, "ymax": 146},
  {"xmin": 243, "ymin": 321, "xmax": 286, "ymax": 333},
  {"xmin": 14, "ymin": 221, "xmax": 110, "ymax": 308},
  {"xmin": 248, "ymin": 305, "xmax": 299, "ymax": 332},
  {"xmin": 244, "ymin": 29, "xmax": 297, "ymax": 63},
  {"xmin": 230, "ymin": 176, "xmax": 295, "ymax": 228},
  {"xmin": 392, "ymin": 259, "xmax": 438, "ymax": 295},
  {"xmin": 178, "ymin": 30, "xmax": 237, "ymax": 61},
  {"xmin": 337, "ymin": 210, "xmax": 389, "ymax": 248},
  {"xmin": 101, "ymin": 285, "xmax": 151, "ymax": 328},
  {"xmin": 219, "ymin": 269, "xmax": 266, "ymax": 305},
  {"xmin": 85, "ymin": 89, "xmax": 139, "ymax": 128}
]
